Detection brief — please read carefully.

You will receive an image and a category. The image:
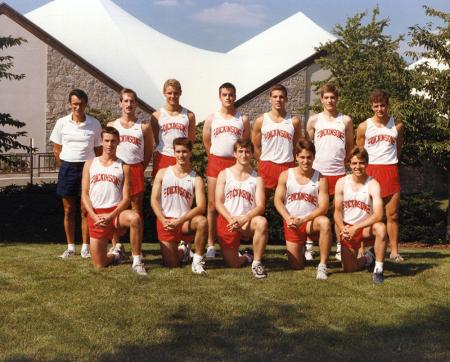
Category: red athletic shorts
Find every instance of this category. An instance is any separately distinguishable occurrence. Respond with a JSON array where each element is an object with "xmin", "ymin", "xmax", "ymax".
[
  {"xmin": 156, "ymin": 218, "xmax": 194, "ymax": 243},
  {"xmin": 217, "ymin": 214, "xmax": 247, "ymax": 250},
  {"xmin": 258, "ymin": 160, "xmax": 295, "ymax": 190},
  {"xmin": 152, "ymin": 152, "xmax": 176, "ymax": 177},
  {"xmin": 340, "ymin": 224, "xmax": 374, "ymax": 250},
  {"xmin": 283, "ymin": 221, "xmax": 308, "ymax": 243},
  {"xmin": 129, "ymin": 163, "xmax": 144, "ymax": 196},
  {"xmin": 206, "ymin": 154, "xmax": 236, "ymax": 178},
  {"xmin": 87, "ymin": 206, "xmax": 118, "ymax": 240},
  {"xmin": 366, "ymin": 164, "xmax": 400, "ymax": 198},
  {"xmin": 323, "ymin": 174, "xmax": 346, "ymax": 196}
]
